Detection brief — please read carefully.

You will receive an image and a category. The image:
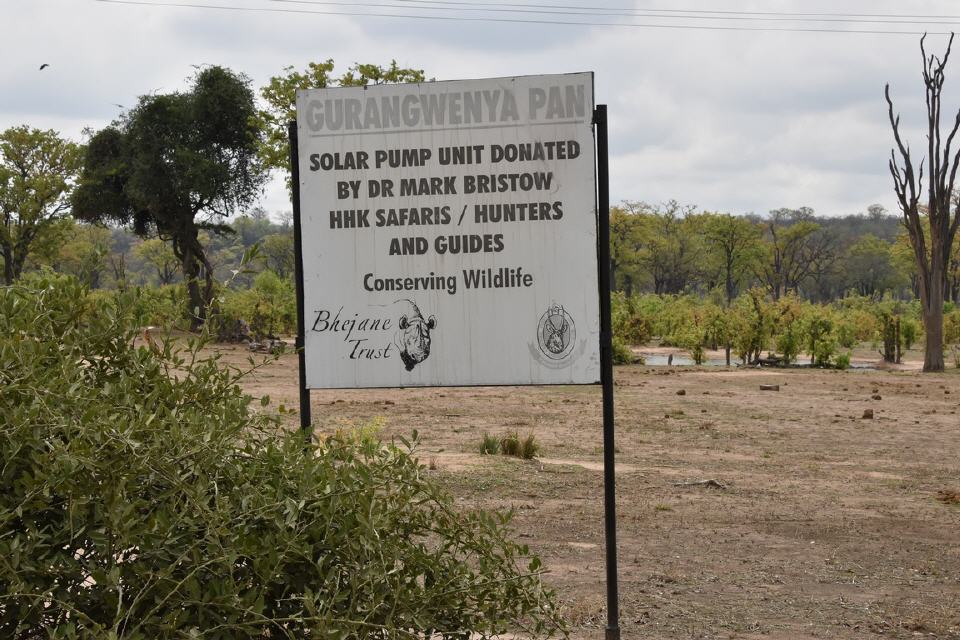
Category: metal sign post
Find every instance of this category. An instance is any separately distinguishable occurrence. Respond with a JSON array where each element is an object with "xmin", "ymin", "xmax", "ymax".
[
  {"xmin": 288, "ymin": 121, "xmax": 312, "ymax": 441},
  {"xmin": 594, "ymin": 104, "xmax": 621, "ymax": 640}
]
